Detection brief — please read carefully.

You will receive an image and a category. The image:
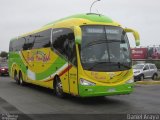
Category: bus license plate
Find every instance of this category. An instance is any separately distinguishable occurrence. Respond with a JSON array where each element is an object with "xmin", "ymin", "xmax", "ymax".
[{"xmin": 108, "ymin": 88, "xmax": 116, "ymax": 92}]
